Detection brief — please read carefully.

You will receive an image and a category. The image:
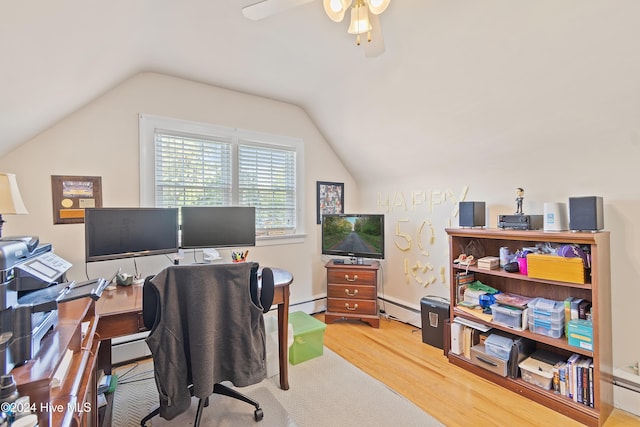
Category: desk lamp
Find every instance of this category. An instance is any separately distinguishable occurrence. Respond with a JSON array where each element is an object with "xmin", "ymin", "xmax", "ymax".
[{"xmin": 0, "ymin": 173, "xmax": 28, "ymax": 238}]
